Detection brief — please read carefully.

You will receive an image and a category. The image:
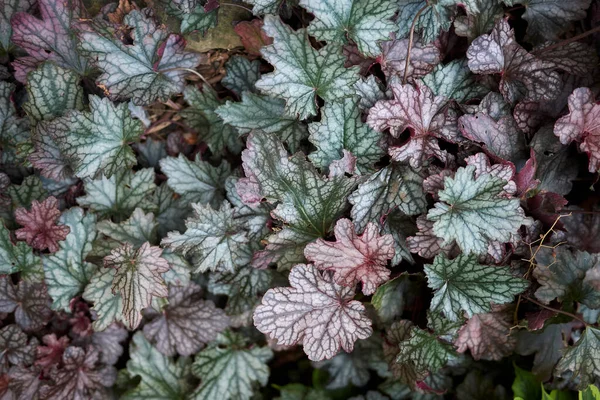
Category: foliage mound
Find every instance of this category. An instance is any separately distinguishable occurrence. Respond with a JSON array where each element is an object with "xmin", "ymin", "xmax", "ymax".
[{"xmin": 1, "ymin": 0, "xmax": 600, "ymax": 398}]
